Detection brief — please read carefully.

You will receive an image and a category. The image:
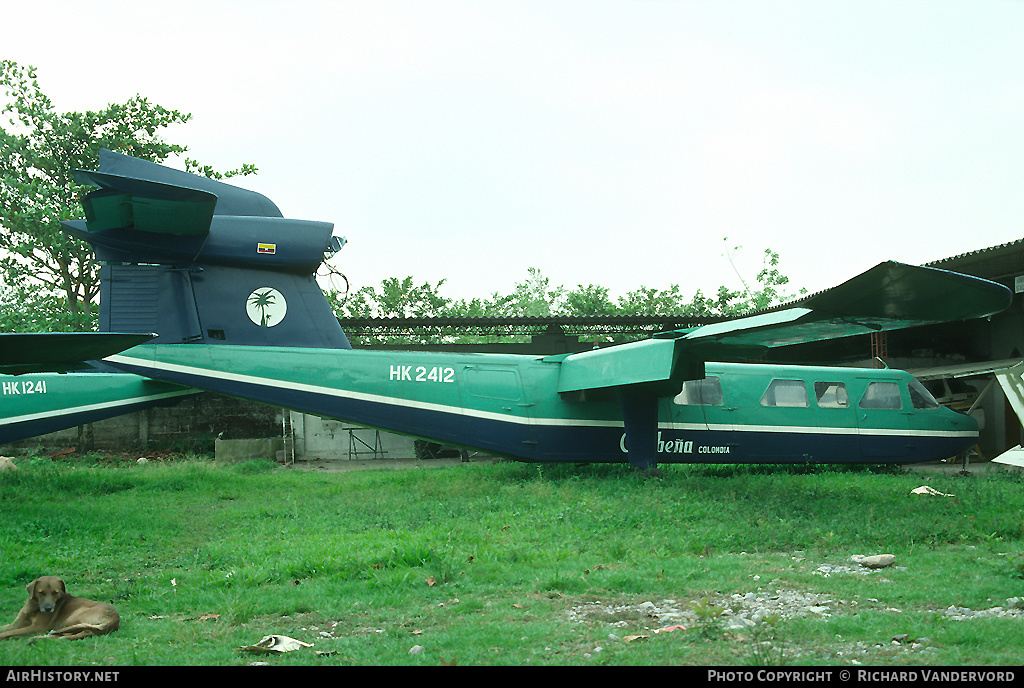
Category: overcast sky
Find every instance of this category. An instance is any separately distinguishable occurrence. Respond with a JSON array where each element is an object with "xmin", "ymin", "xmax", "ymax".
[{"xmin": 4, "ymin": 0, "xmax": 1023, "ymax": 304}]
